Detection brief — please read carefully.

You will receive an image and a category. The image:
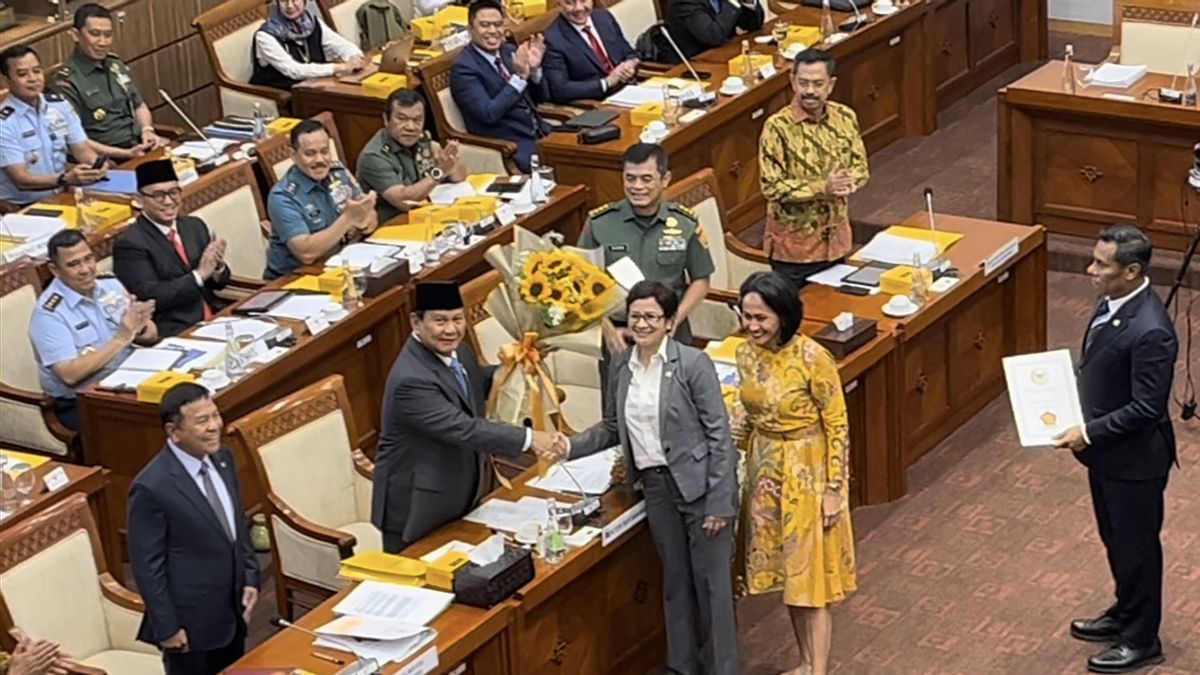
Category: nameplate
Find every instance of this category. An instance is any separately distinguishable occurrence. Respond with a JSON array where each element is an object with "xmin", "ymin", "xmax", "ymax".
[
  {"xmin": 439, "ymin": 31, "xmax": 470, "ymax": 52},
  {"xmin": 602, "ymin": 500, "xmax": 646, "ymax": 547},
  {"xmin": 983, "ymin": 236, "xmax": 1020, "ymax": 277},
  {"xmin": 396, "ymin": 645, "xmax": 439, "ymax": 675},
  {"xmin": 758, "ymin": 63, "xmax": 777, "ymax": 79},
  {"xmin": 929, "ymin": 276, "xmax": 959, "ymax": 293},
  {"xmin": 43, "ymin": 467, "xmax": 69, "ymax": 492},
  {"xmin": 356, "ymin": 334, "xmax": 373, "ymax": 349},
  {"xmin": 679, "ymin": 109, "xmax": 706, "ymax": 124},
  {"xmin": 305, "ymin": 315, "xmax": 331, "ymax": 336}
]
